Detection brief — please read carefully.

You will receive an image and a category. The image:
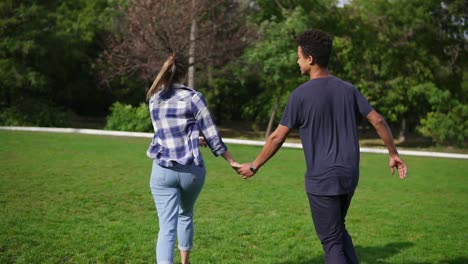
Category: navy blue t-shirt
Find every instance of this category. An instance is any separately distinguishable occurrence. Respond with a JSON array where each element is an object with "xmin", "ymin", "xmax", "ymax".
[{"xmin": 280, "ymin": 76, "xmax": 373, "ymax": 195}]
